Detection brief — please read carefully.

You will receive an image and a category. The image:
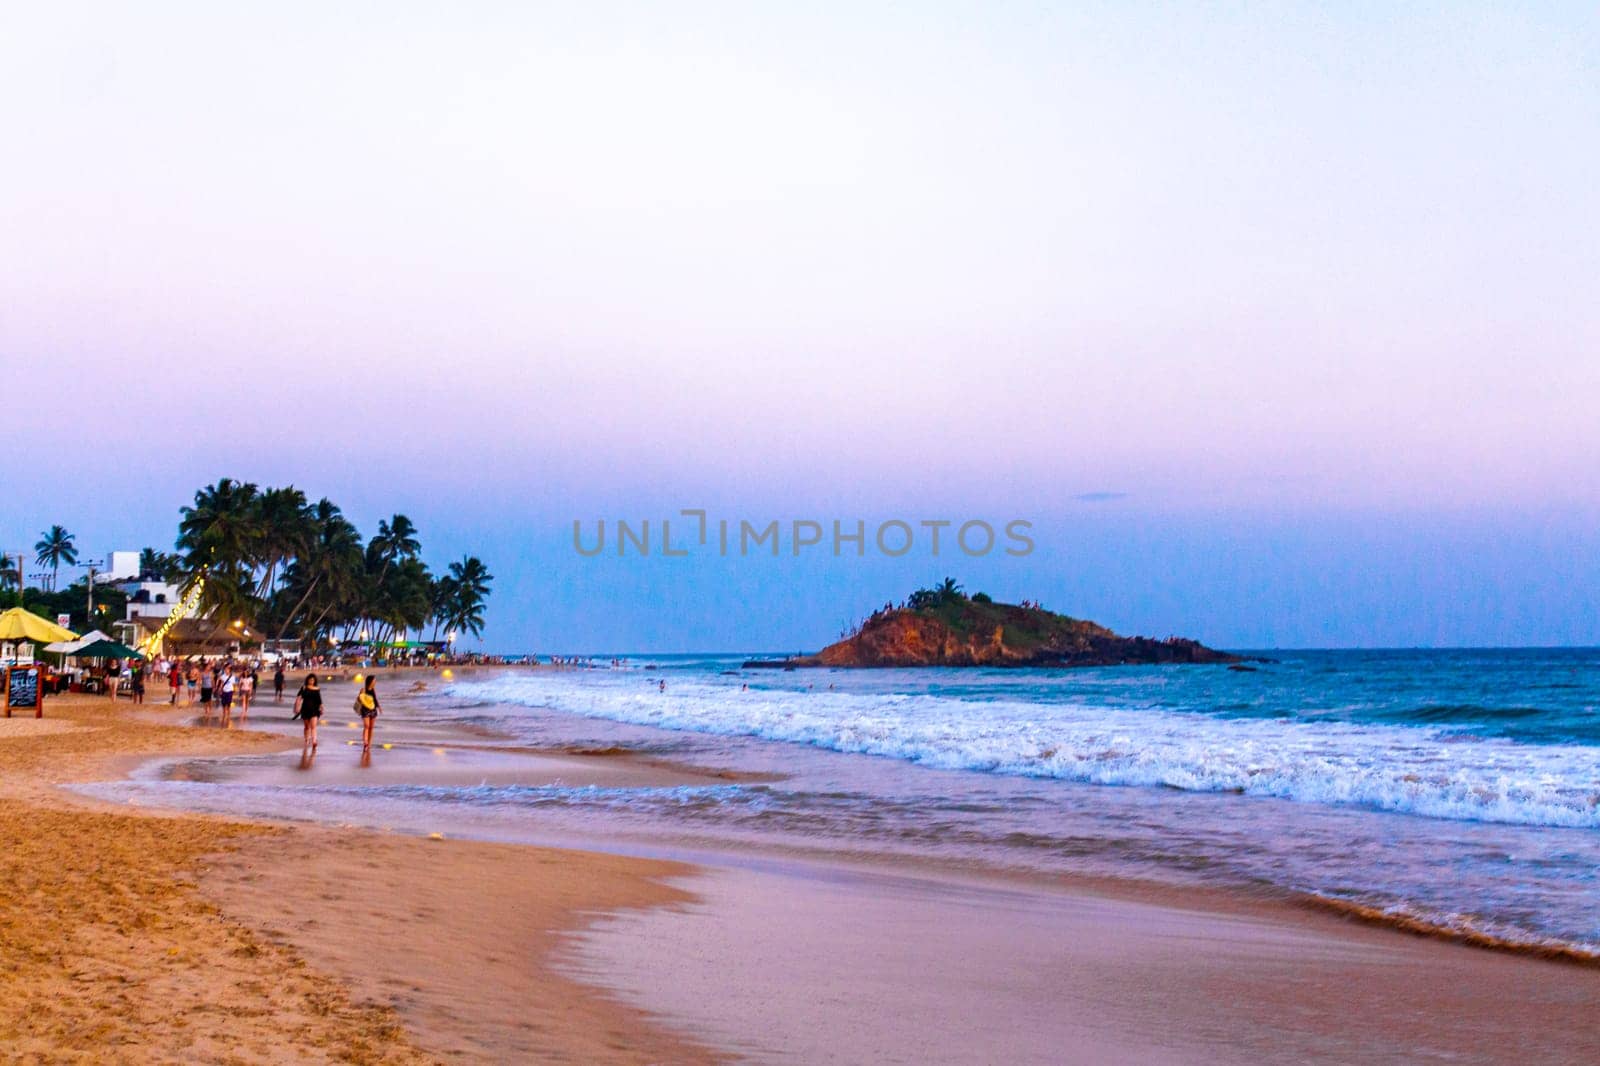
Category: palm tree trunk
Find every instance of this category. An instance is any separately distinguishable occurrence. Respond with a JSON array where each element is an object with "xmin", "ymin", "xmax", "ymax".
[
  {"xmin": 256, "ymin": 557, "xmax": 278, "ymax": 600},
  {"xmin": 307, "ymin": 602, "xmax": 336, "ymax": 639},
  {"xmin": 274, "ymin": 573, "xmax": 322, "ymax": 644}
]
